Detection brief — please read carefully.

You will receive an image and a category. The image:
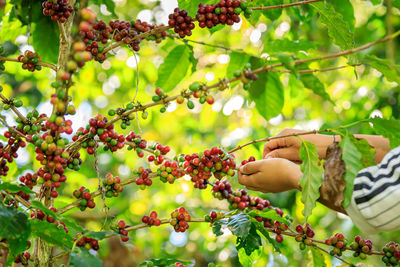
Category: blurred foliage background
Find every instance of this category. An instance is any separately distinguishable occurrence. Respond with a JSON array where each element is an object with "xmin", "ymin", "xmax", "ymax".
[{"xmin": 1, "ymin": 0, "xmax": 400, "ymax": 266}]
